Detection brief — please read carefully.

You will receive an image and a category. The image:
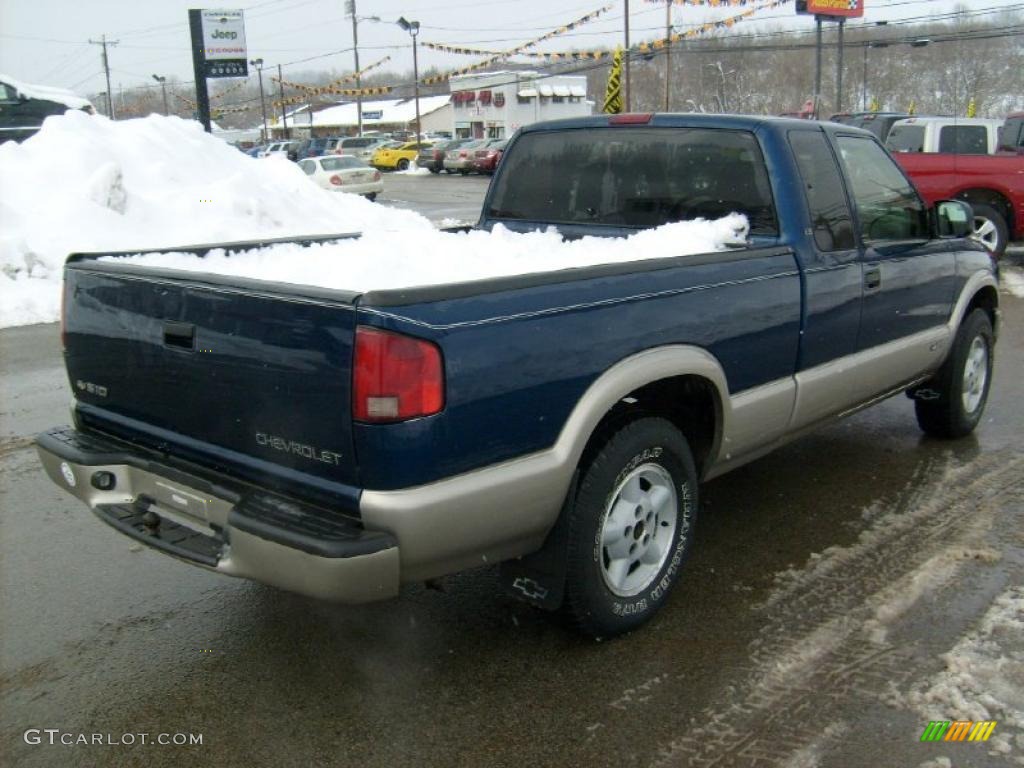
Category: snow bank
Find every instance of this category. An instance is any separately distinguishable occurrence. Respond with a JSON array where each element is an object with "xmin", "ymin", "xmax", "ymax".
[
  {"xmin": 395, "ymin": 161, "xmax": 431, "ymax": 176},
  {"xmin": 1, "ymin": 110, "xmax": 748, "ymax": 327},
  {"xmin": 0, "ymin": 111, "xmax": 431, "ymax": 328}
]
